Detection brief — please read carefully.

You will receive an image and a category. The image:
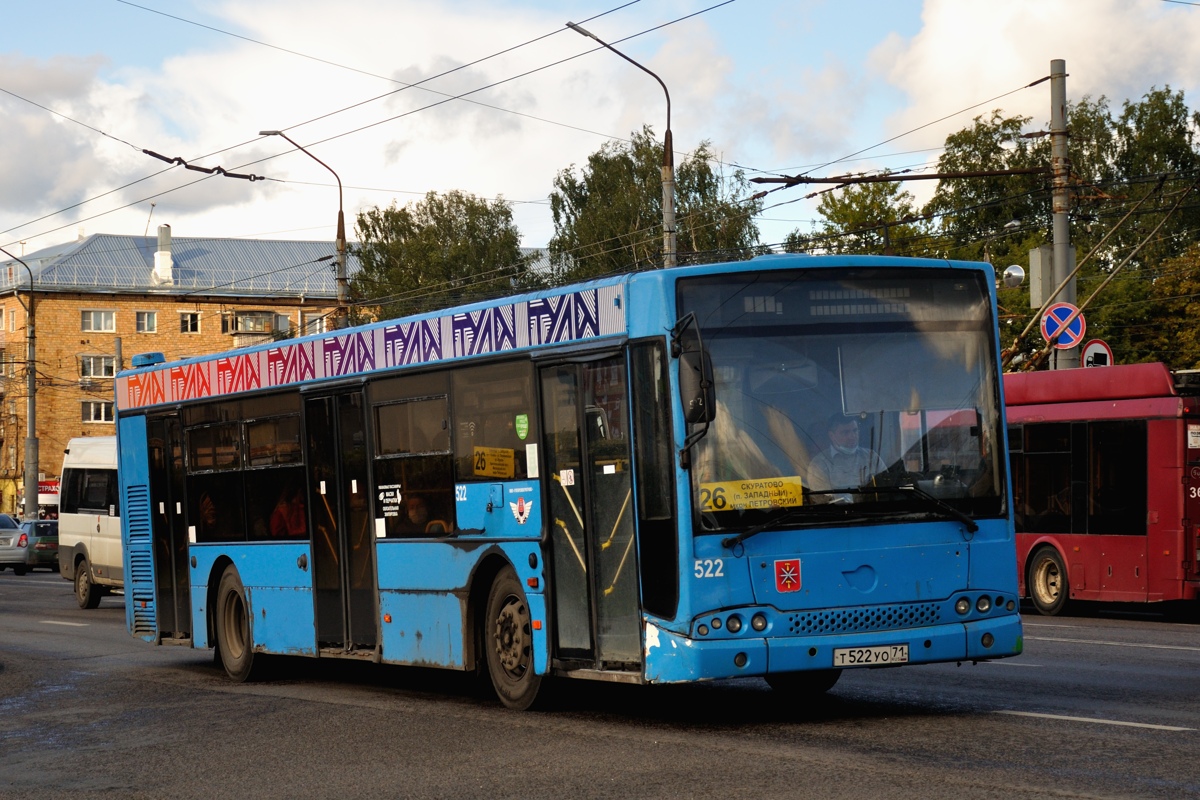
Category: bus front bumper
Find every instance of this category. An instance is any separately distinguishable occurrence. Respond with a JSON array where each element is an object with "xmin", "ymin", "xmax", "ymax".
[{"xmin": 643, "ymin": 615, "xmax": 1023, "ymax": 684}]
